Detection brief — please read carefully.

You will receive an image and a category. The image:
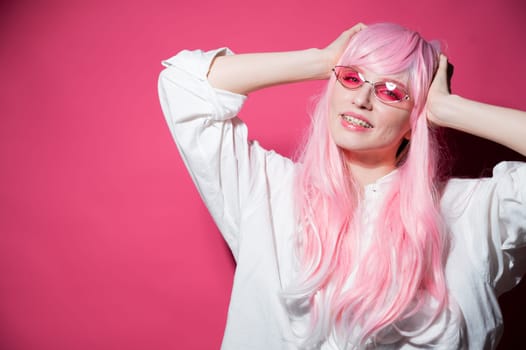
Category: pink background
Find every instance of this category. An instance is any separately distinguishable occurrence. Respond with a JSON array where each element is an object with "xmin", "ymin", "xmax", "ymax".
[{"xmin": 1, "ymin": 0, "xmax": 525, "ymax": 349}]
